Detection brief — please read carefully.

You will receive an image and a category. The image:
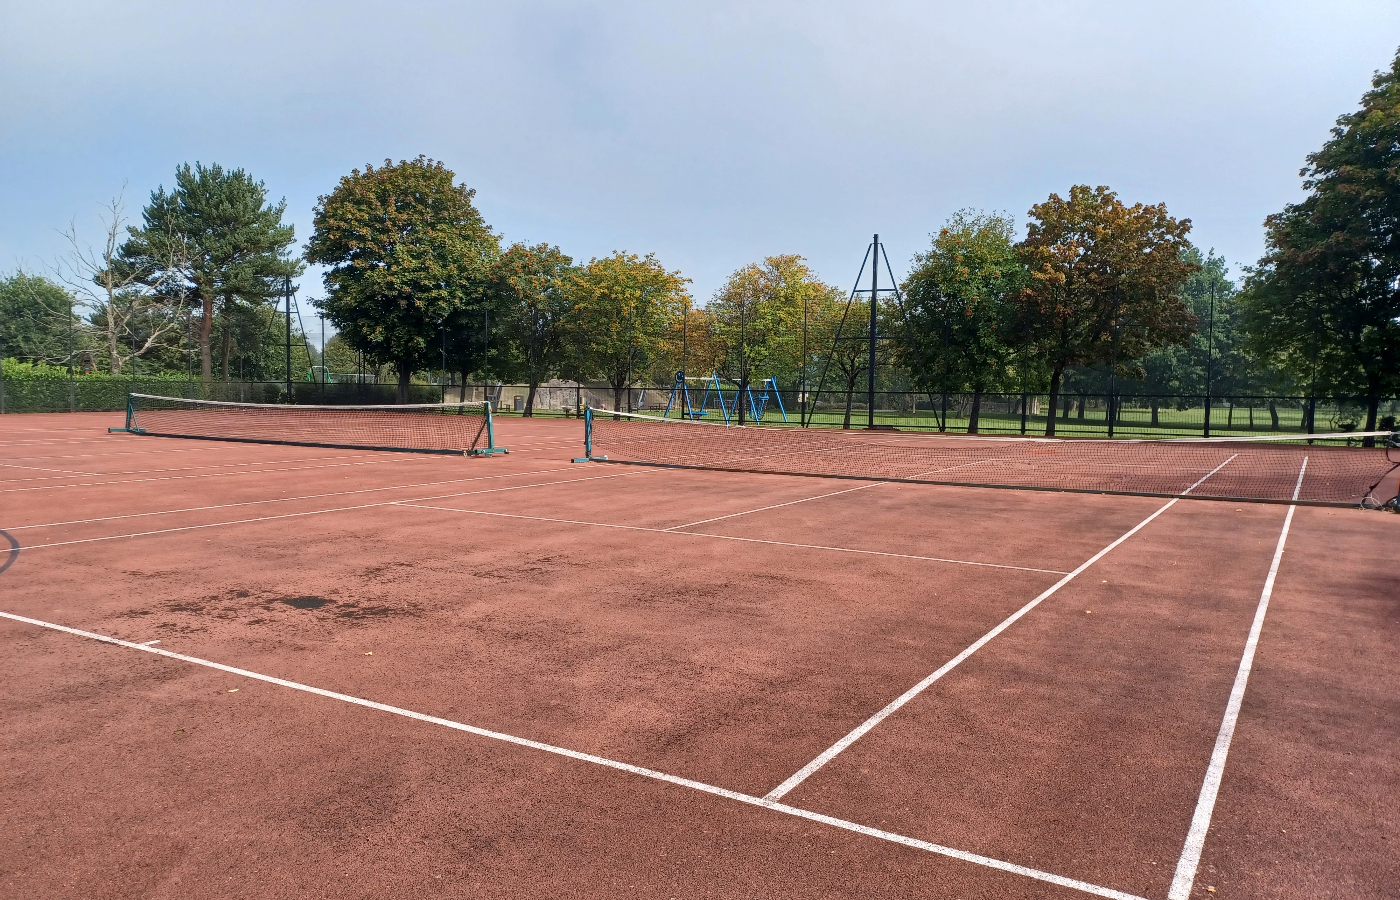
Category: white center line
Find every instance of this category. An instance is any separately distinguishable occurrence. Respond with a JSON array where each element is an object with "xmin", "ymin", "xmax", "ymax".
[
  {"xmin": 763, "ymin": 455, "xmax": 1238, "ymax": 801},
  {"xmin": 1166, "ymin": 458, "xmax": 1308, "ymax": 900}
]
